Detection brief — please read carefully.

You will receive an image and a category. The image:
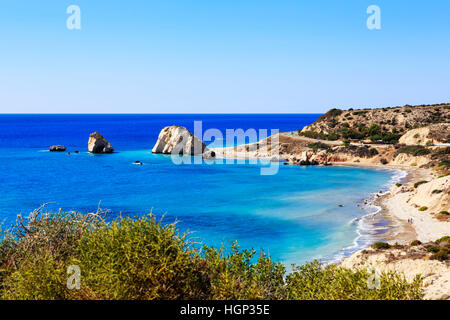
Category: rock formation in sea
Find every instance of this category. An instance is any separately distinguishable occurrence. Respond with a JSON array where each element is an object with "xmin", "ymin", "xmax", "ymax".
[
  {"xmin": 49, "ymin": 145, "xmax": 66, "ymax": 152},
  {"xmin": 88, "ymin": 132, "xmax": 114, "ymax": 154},
  {"xmin": 152, "ymin": 126, "xmax": 208, "ymax": 155}
]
